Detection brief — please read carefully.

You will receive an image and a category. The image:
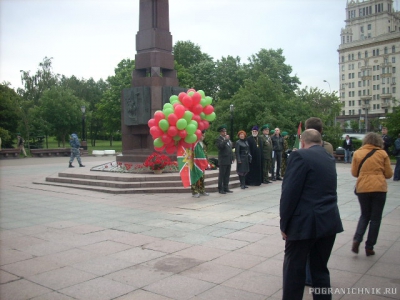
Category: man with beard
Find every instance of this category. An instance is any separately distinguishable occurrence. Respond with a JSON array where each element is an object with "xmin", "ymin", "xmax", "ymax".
[
  {"xmin": 245, "ymin": 126, "xmax": 264, "ymax": 186},
  {"xmin": 260, "ymin": 124, "xmax": 273, "ymax": 184}
]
